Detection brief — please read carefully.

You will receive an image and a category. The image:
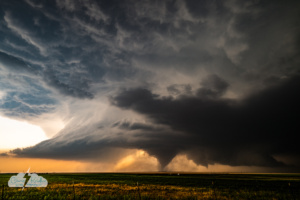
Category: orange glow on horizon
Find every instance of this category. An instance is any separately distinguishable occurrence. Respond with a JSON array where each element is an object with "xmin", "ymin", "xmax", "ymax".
[
  {"xmin": 0, "ymin": 151, "xmax": 278, "ymax": 173},
  {"xmin": 0, "ymin": 157, "xmax": 86, "ymax": 173}
]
